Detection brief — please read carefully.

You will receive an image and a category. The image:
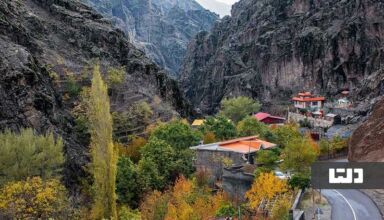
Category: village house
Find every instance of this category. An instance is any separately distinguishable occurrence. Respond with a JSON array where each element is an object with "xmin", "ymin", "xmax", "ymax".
[
  {"xmin": 254, "ymin": 112, "xmax": 286, "ymax": 125},
  {"xmin": 190, "ymin": 136, "xmax": 276, "ymax": 181},
  {"xmin": 292, "ymin": 92, "xmax": 325, "ymax": 112}
]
